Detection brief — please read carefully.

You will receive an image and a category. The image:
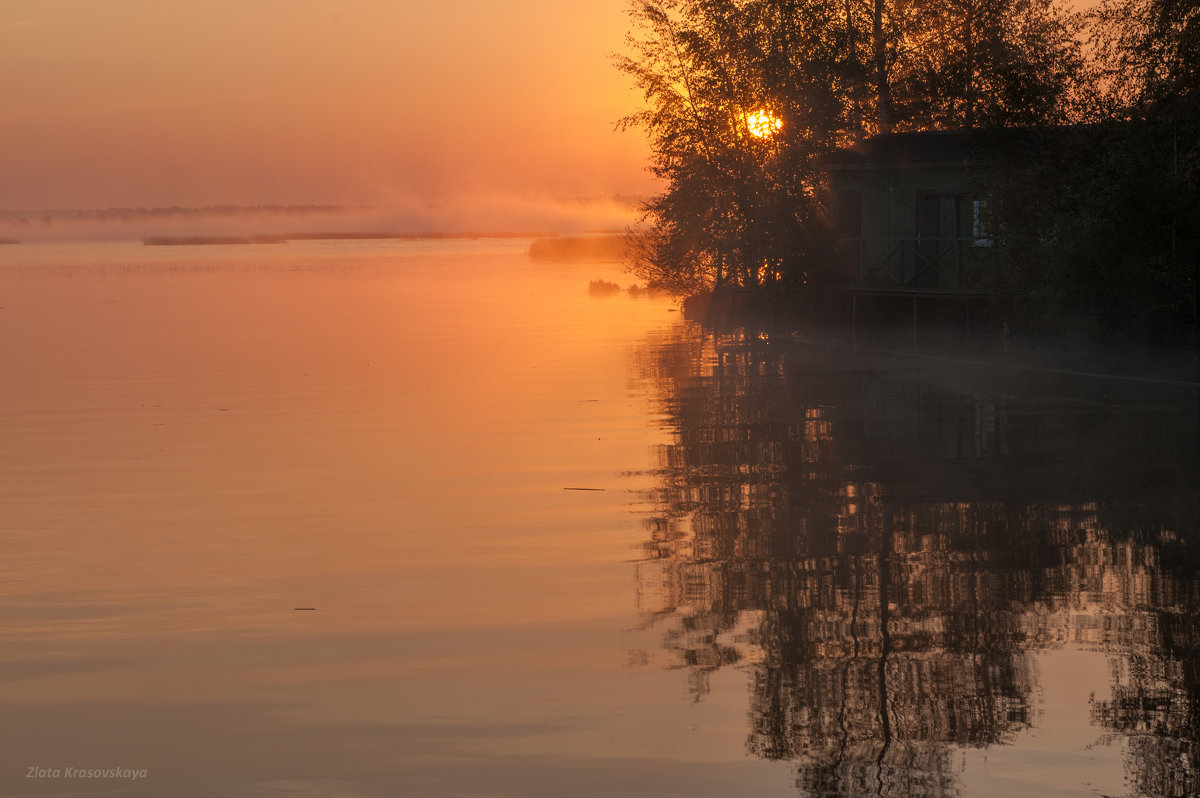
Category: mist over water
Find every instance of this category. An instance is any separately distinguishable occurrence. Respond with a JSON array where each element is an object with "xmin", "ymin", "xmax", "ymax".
[{"xmin": 0, "ymin": 193, "xmax": 644, "ymax": 243}]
